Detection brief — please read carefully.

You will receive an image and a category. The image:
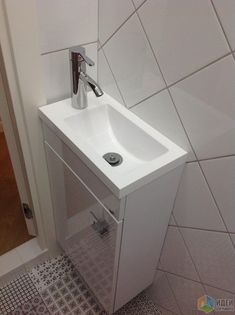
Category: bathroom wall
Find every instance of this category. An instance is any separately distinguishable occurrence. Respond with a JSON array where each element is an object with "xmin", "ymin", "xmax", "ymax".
[
  {"xmin": 36, "ymin": 0, "xmax": 98, "ymax": 103},
  {"xmin": 98, "ymin": 1, "xmax": 235, "ymax": 314}
]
